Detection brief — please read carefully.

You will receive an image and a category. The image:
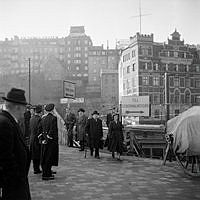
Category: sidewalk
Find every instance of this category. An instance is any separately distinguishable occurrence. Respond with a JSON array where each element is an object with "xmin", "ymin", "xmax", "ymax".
[{"xmin": 29, "ymin": 145, "xmax": 200, "ymax": 200}]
